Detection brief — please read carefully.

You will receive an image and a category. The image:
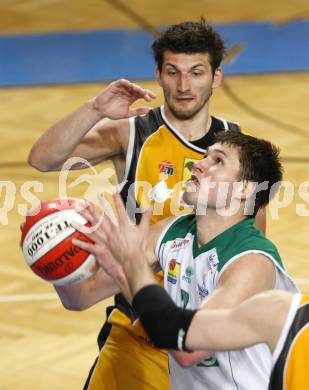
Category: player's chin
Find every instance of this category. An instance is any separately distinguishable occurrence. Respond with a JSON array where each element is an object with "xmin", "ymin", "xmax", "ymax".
[
  {"xmin": 182, "ymin": 191, "xmax": 196, "ymax": 207},
  {"xmin": 170, "ymin": 102, "xmax": 197, "ymax": 119},
  {"xmin": 185, "ymin": 179, "xmax": 199, "ymax": 192}
]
